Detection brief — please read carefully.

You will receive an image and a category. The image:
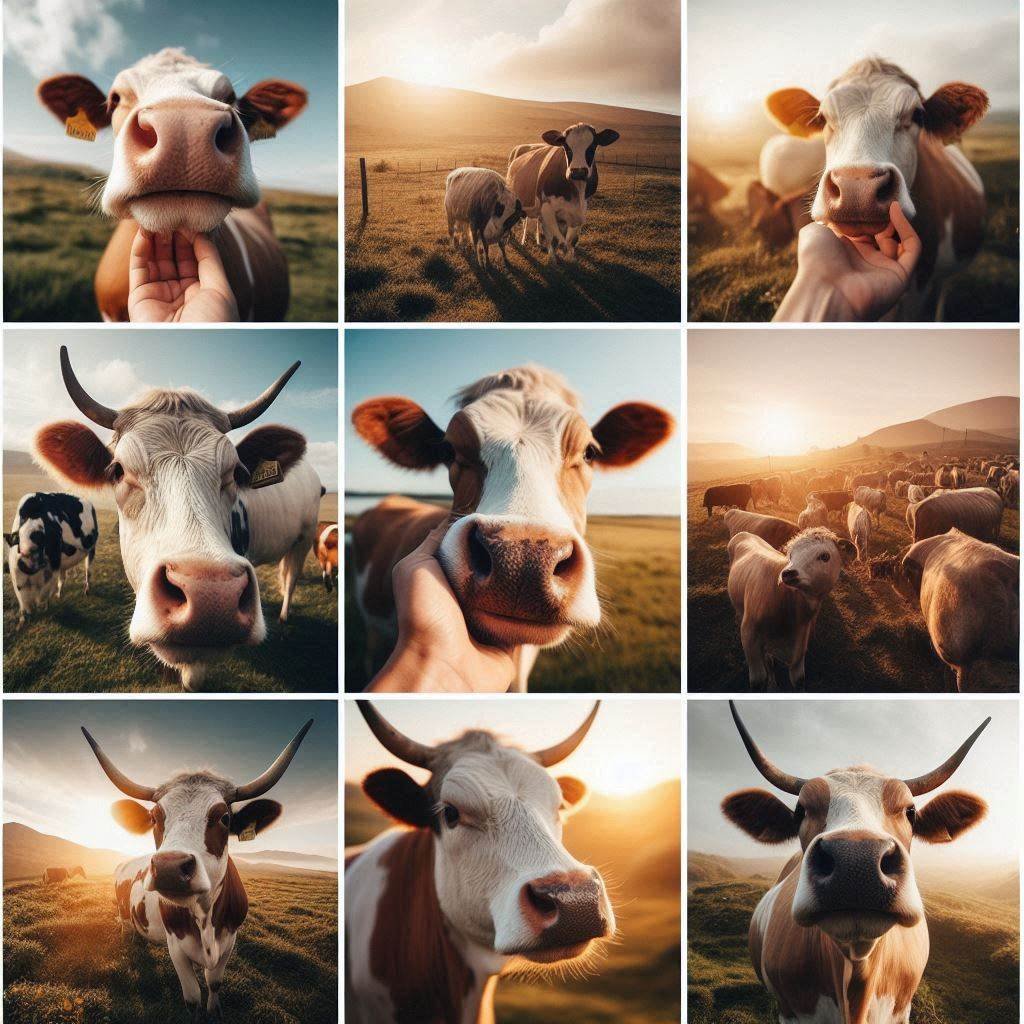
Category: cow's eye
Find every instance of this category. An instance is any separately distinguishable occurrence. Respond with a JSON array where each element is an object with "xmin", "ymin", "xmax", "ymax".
[
  {"xmin": 912, "ymin": 108, "xmax": 925, "ymax": 126},
  {"xmin": 583, "ymin": 444, "xmax": 598, "ymax": 464},
  {"xmin": 109, "ymin": 92, "xmax": 121, "ymax": 110},
  {"xmin": 442, "ymin": 804, "xmax": 460, "ymax": 829},
  {"xmin": 220, "ymin": 813, "xmax": 230, "ymax": 828},
  {"xmin": 905, "ymin": 805, "xmax": 916, "ymax": 824},
  {"xmin": 110, "ymin": 461, "xmax": 125, "ymax": 483},
  {"xmin": 818, "ymin": 552, "xmax": 830, "ymax": 562}
]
